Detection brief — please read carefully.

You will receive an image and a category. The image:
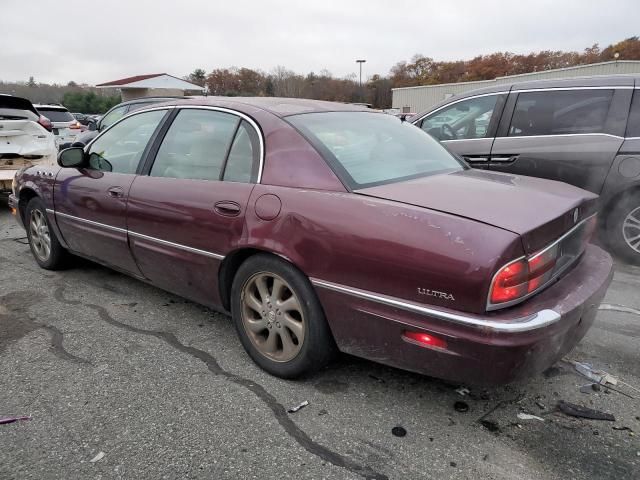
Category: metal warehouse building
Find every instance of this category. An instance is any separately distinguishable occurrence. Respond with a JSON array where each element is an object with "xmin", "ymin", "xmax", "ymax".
[{"xmin": 392, "ymin": 60, "xmax": 640, "ymax": 113}]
